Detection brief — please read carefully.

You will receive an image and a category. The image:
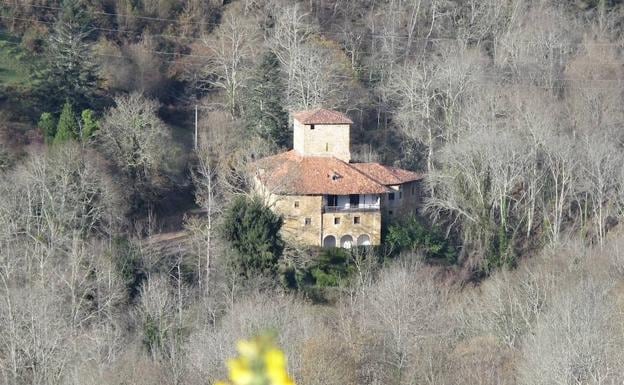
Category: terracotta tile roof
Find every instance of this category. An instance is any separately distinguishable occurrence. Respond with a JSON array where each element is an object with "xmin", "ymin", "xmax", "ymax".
[
  {"xmin": 254, "ymin": 151, "xmax": 389, "ymax": 195},
  {"xmin": 292, "ymin": 109, "xmax": 353, "ymax": 125},
  {"xmin": 351, "ymin": 163, "xmax": 425, "ymax": 185}
]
